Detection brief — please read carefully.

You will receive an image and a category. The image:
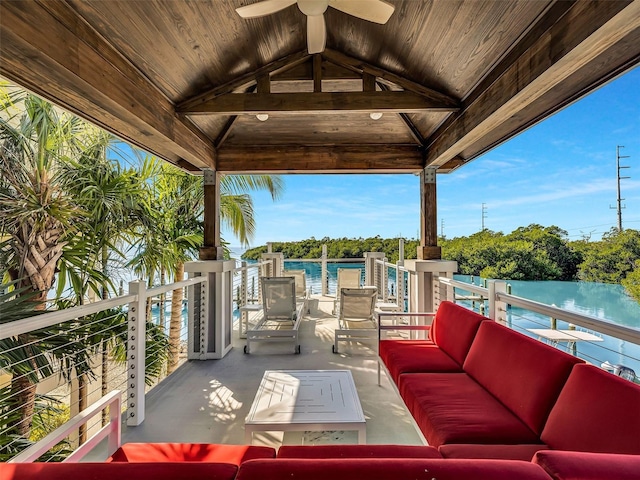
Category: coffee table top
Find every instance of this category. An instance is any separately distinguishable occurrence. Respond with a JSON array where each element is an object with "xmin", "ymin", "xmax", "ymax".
[{"xmin": 245, "ymin": 370, "xmax": 365, "ymax": 426}]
